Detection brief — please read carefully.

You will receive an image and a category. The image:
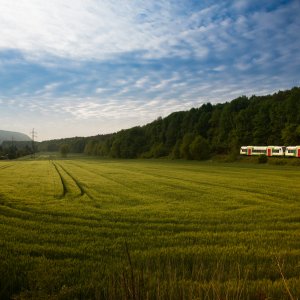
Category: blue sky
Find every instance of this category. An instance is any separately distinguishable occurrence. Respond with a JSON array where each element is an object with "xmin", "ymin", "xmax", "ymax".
[{"xmin": 0, "ymin": 0, "xmax": 299, "ymax": 140}]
